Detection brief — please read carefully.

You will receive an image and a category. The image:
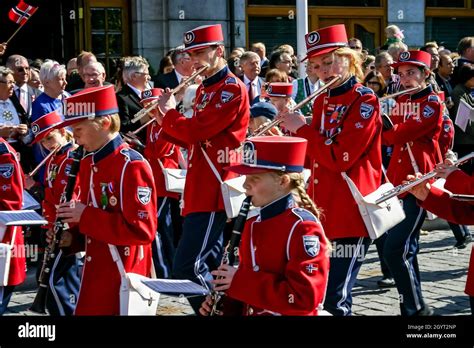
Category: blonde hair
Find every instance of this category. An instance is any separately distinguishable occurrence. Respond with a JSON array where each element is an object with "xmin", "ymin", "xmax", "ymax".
[
  {"xmin": 334, "ymin": 47, "xmax": 365, "ymax": 82},
  {"xmin": 91, "ymin": 114, "xmax": 121, "ymax": 133}
]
